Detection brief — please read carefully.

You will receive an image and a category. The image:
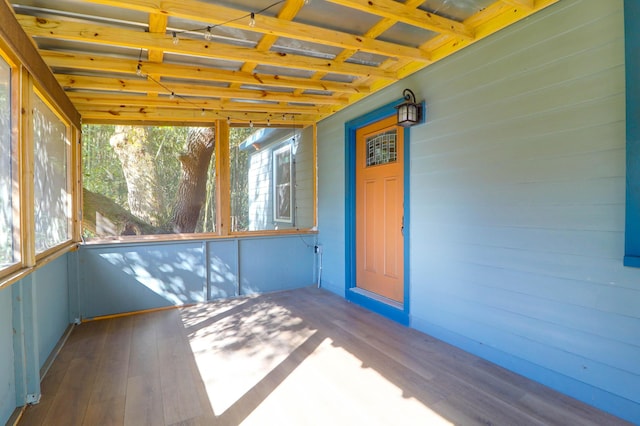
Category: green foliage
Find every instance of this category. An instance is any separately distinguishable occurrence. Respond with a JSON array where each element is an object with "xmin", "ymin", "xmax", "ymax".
[
  {"xmin": 81, "ymin": 124, "xmax": 252, "ymax": 237},
  {"xmin": 230, "ymin": 127, "xmax": 252, "ymax": 231}
]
